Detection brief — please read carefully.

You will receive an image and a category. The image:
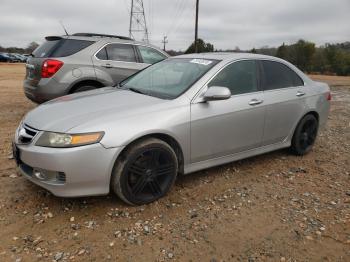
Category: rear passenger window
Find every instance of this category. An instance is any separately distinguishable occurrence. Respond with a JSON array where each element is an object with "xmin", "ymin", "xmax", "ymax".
[
  {"xmin": 105, "ymin": 44, "xmax": 136, "ymax": 62},
  {"xmin": 208, "ymin": 60, "xmax": 258, "ymax": 95},
  {"xmin": 261, "ymin": 60, "xmax": 304, "ymax": 90},
  {"xmin": 138, "ymin": 46, "xmax": 167, "ymax": 64}
]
